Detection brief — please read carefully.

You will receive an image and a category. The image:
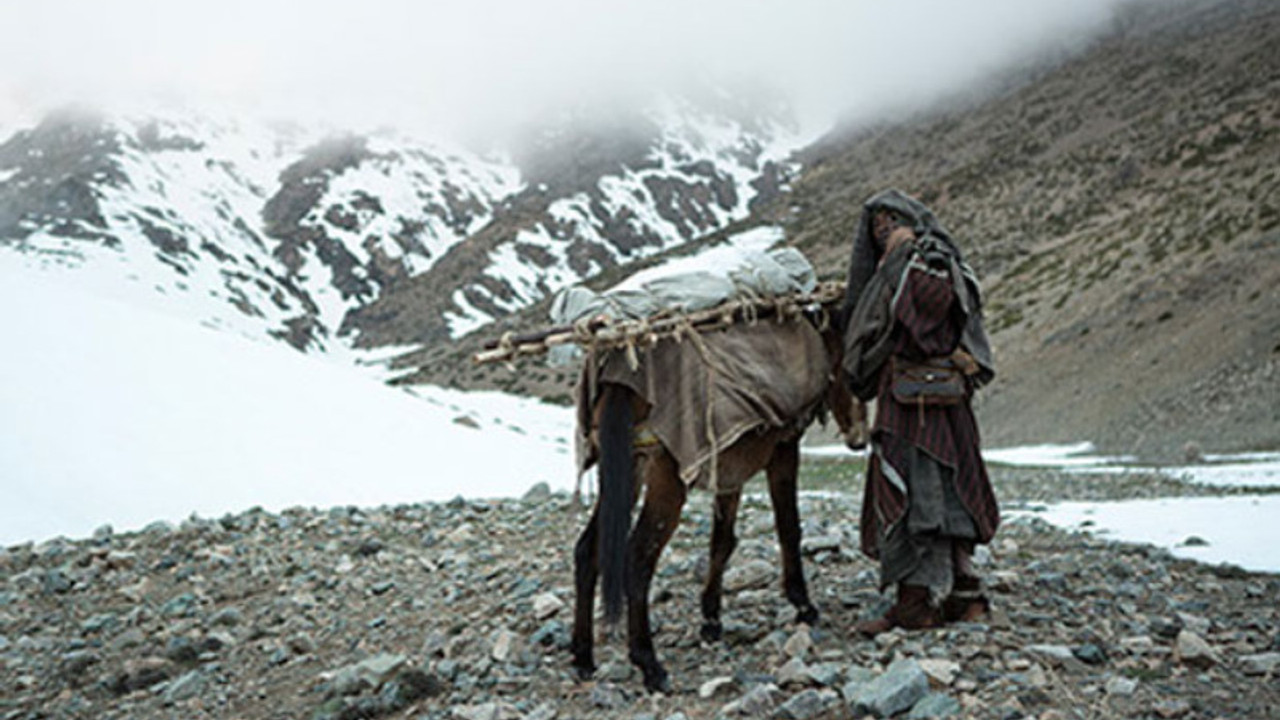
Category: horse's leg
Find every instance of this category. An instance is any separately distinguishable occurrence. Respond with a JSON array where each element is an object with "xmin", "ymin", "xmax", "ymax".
[
  {"xmin": 626, "ymin": 450, "xmax": 685, "ymax": 693},
  {"xmin": 699, "ymin": 490, "xmax": 741, "ymax": 642},
  {"xmin": 768, "ymin": 438, "xmax": 819, "ymax": 625},
  {"xmin": 570, "ymin": 505, "xmax": 599, "ymax": 679}
]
